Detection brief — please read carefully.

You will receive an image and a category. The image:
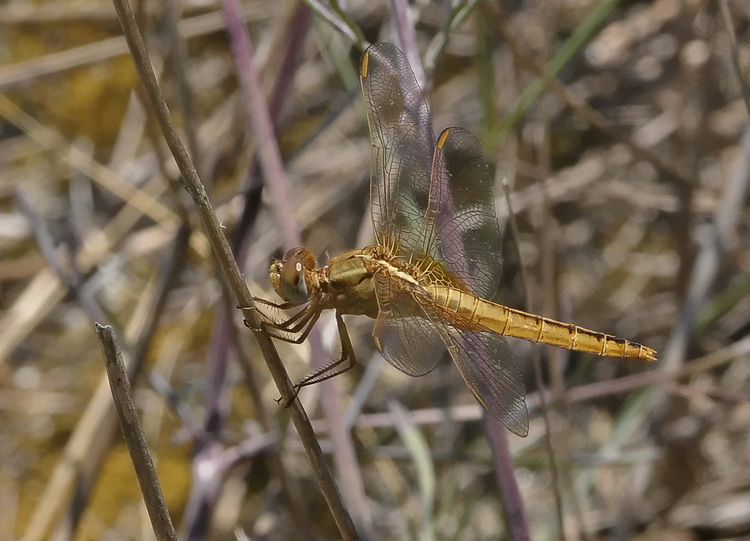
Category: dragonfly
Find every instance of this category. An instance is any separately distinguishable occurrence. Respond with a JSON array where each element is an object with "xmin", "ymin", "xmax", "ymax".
[{"xmin": 260, "ymin": 42, "xmax": 656, "ymax": 437}]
